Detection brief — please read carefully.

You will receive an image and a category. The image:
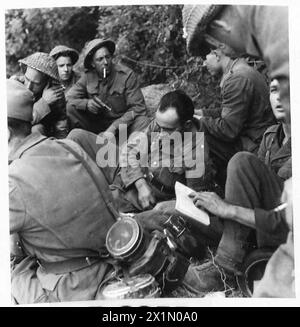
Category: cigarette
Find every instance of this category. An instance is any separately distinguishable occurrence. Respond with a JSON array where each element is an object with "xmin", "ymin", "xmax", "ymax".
[
  {"xmin": 273, "ymin": 202, "xmax": 288, "ymax": 212},
  {"xmin": 103, "ymin": 68, "xmax": 106, "ymax": 79}
]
